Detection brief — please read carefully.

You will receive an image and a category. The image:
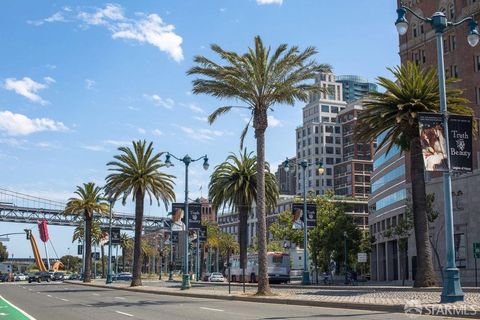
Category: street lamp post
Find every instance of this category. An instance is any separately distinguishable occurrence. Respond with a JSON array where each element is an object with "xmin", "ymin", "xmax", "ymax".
[
  {"xmin": 165, "ymin": 152, "xmax": 209, "ymax": 290},
  {"xmin": 395, "ymin": 5, "xmax": 479, "ymax": 303},
  {"xmin": 106, "ymin": 198, "xmax": 115, "ymax": 284},
  {"xmin": 344, "ymin": 231, "xmax": 348, "ymax": 285},
  {"xmin": 169, "ymin": 227, "xmax": 174, "ymax": 281},
  {"xmin": 159, "ymin": 233, "xmax": 163, "ymax": 280},
  {"xmin": 284, "ymin": 158, "xmax": 324, "ymax": 285}
]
